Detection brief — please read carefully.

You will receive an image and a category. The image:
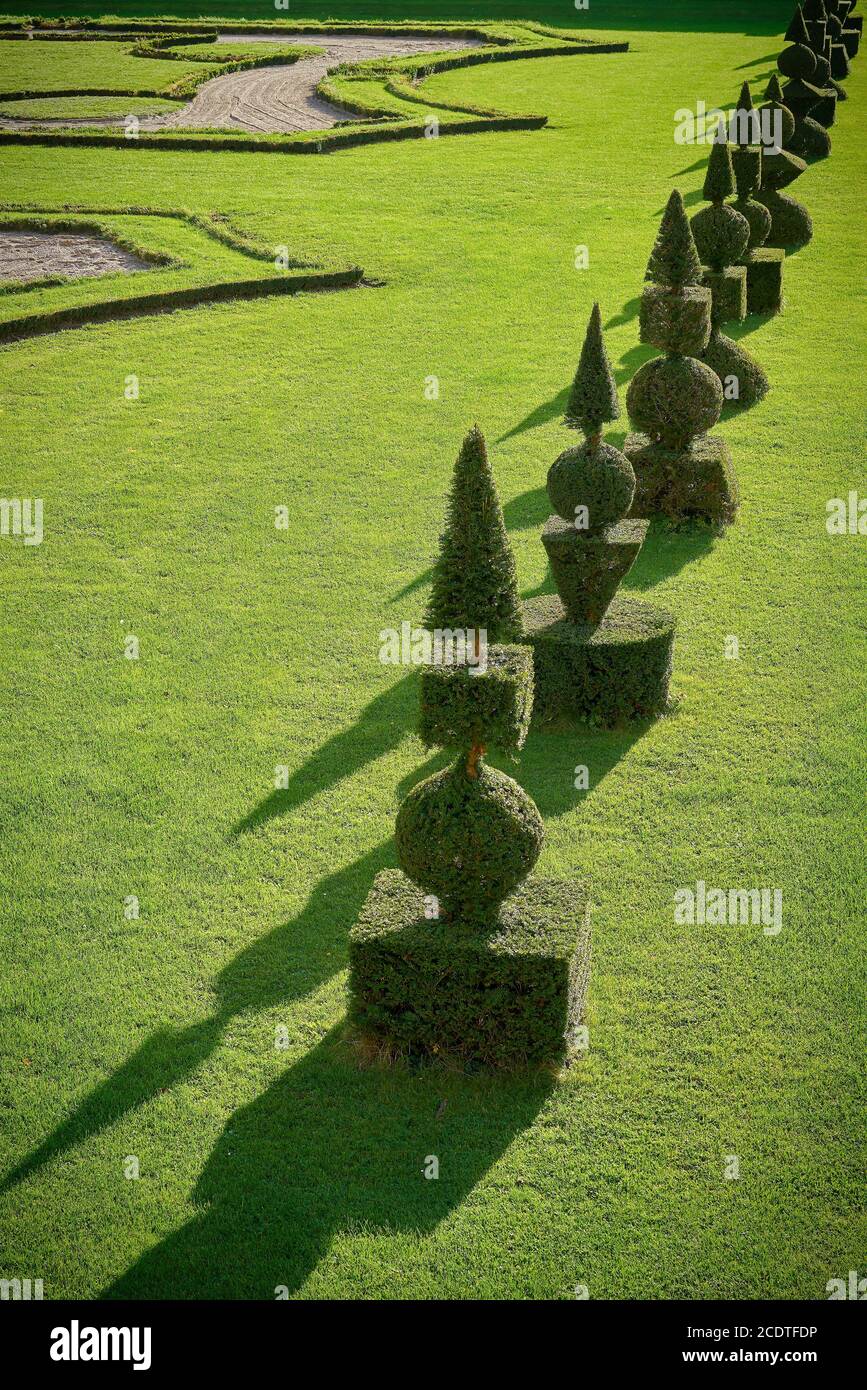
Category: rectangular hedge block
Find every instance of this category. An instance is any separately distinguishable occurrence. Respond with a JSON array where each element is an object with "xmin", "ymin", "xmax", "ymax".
[
  {"xmin": 348, "ymin": 869, "xmax": 590, "ymax": 1067},
  {"xmin": 625, "ymin": 431, "xmax": 739, "ymax": 527},
  {"xmin": 702, "ymin": 264, "xmax": 747, "ymax": 324},
  {"xmin": 741, "ymin": 247, "xmax": 784, "ymax": 315},
  {"xmin": 639, "ymin": 283, "xmax": 711, "ymax": 355},
  {"xmin": 521, "ymin": 592, "xmax": 675, "ymax": 727},
  {"xmin": 417, "ymin": 643, "xmax": 533, "ymax": 752}
]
